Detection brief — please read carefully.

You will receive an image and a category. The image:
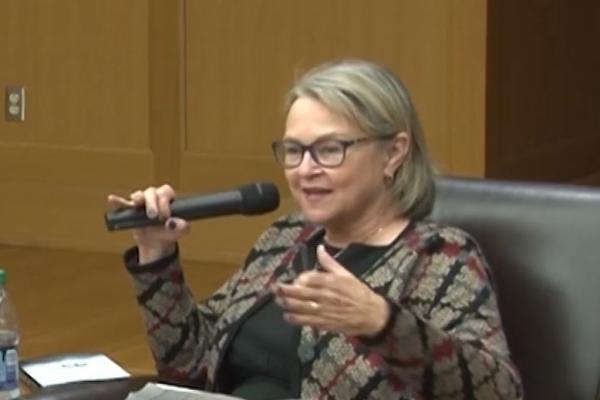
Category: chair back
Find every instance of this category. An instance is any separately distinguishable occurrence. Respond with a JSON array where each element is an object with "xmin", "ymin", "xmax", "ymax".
[{"xmin": 431, "ymin": 176, "xmax": 600, "ymax": 400}]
